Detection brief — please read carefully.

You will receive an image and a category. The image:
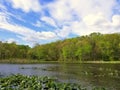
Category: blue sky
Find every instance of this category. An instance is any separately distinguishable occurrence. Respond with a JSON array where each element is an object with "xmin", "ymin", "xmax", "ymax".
[{"xmin": 0, "ymin": 0, "xmax": 120, "ymax": 46}]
